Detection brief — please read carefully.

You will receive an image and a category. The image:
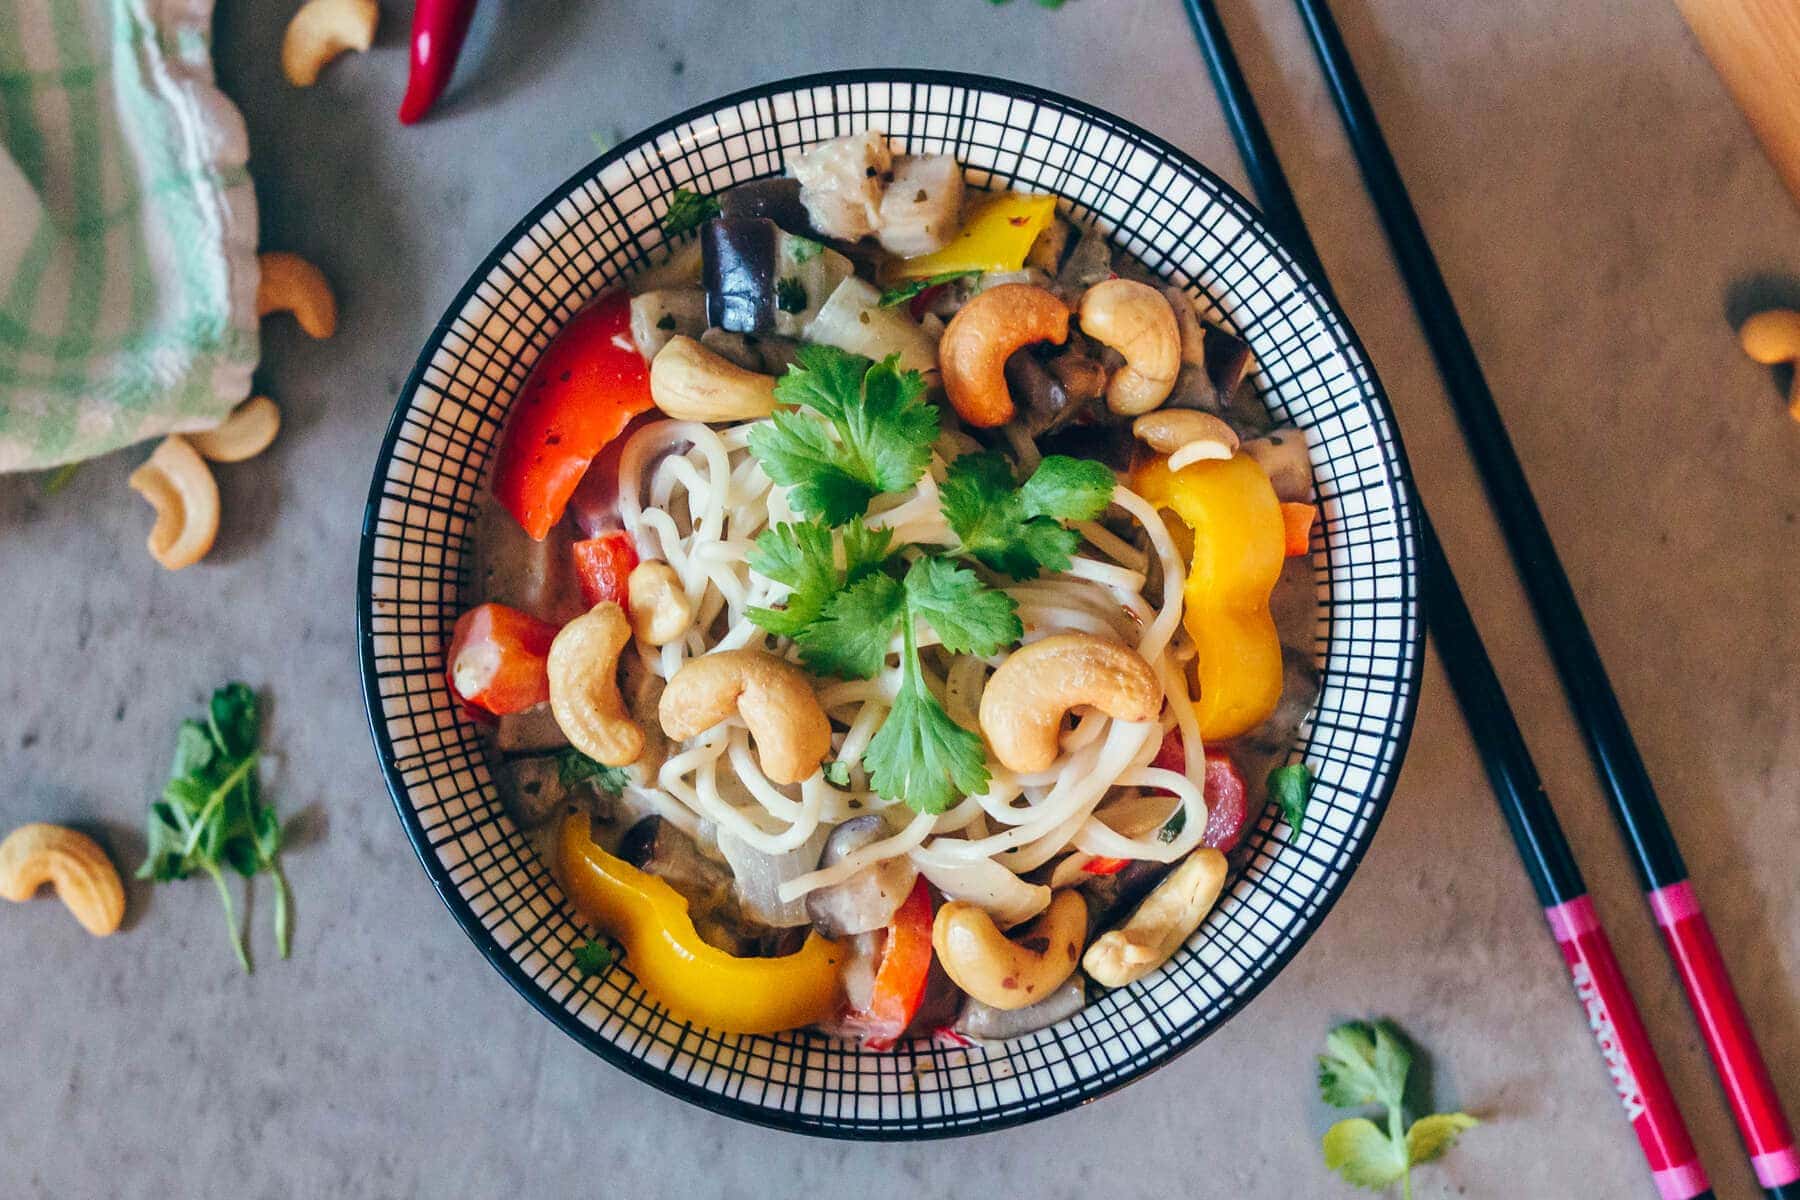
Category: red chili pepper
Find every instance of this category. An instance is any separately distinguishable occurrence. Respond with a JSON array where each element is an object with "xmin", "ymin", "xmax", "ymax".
[
  {"xmin": 491, "ymin": 291, "xmax": 655, "ymax": 540},
  {"xmin": 572, "ymin": 531, "xmax": 639, "ymax": 609},
  {"xmin": 446, "ymin": 602, "xmax": 559, "ymax": 716},
  {"xmin": 1082, "ymin": 855, "xmax": 1131, "ymax": 876},
  {"xmin": 398, "ymin": 0, "xmax": 479, "ymax": 125},
  {"xmin": 848, "ymin": 879, "xmax": 934, "ymax": 1050}
]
